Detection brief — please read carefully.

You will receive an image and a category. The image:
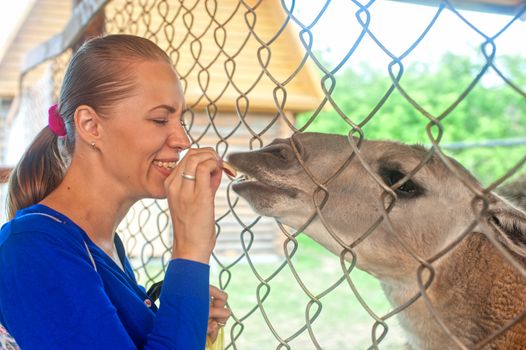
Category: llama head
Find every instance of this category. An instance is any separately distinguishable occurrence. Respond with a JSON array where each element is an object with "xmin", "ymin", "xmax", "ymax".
[{"xmin": 228, "ymin": 132, "xmax": 526, "ymax": 280}]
